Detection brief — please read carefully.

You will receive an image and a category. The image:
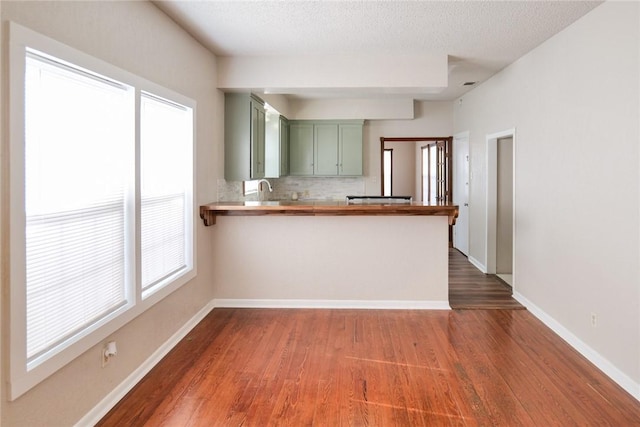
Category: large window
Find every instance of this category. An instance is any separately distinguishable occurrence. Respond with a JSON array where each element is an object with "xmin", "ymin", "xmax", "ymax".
[
  {"xmin": 9, "ymin": 23, "xmax": 195, "ymax": 399},
  {"xmin": 140, "ymin": 93, "xmax": 193, "ymax": 297},
  {"xmin": 24, "ymin": 50, "xmax": 134, "ymax": 365}
]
